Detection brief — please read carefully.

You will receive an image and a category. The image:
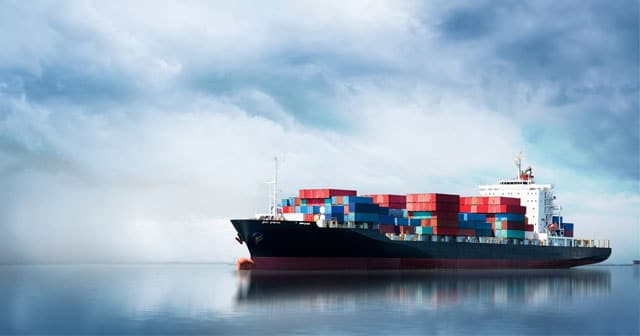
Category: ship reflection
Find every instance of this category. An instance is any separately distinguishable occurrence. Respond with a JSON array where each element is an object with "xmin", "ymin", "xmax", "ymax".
[{"xmin": 236, "ymin": 268, "xmax": 611, "ymax": 308}]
